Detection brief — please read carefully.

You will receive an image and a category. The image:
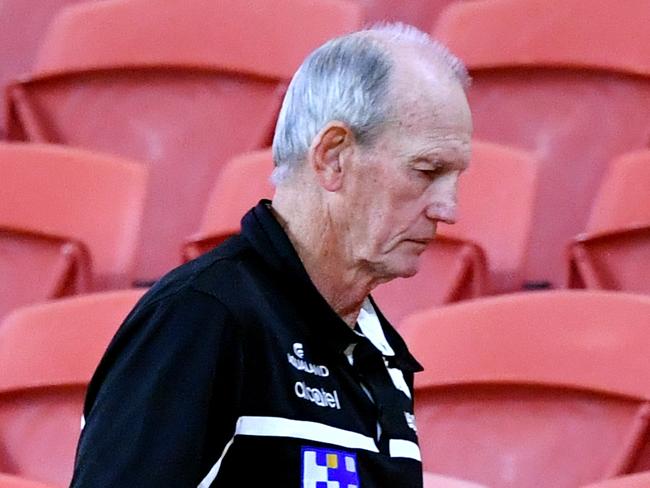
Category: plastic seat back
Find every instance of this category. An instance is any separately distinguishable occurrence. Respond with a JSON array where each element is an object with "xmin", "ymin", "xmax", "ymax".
[
  {"xmin": 372, "ymin": 141, "xmax": 537, "ymax": 324},
  {"xmin": 401, "ymin": 291, "xmax": 650, "ymax": 488},
  {"xmin": 0, "ymin": 289, "xmax": 146, "ymax": 487},
  {"xmin": 435, "ymin": 0, "xmax": 650, "ymax": 287},
  {"xmin": 568, "ymin": 150, "xmax": 650, "ymax": 292},
  {"xmin": 0, "ymin": 228, "xmax": 91, "ymax": 320},
  {"xmin": 0, "ymin": 143, "xmax": 147, "ymax": 300},
  {"xmin": 182, "ymin": 148, "xmax": 275, "ymax": 261},
  {"xmin": 0, "ymin": 0, "xmax": 96, "ymax": 137},
  {"xmin": 6, "ymin": 0, "xmax": 361, "ymax": 282},
  {"xmin": 585, "ymin": 150, "xmax": 650, "ymax": 233}
]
